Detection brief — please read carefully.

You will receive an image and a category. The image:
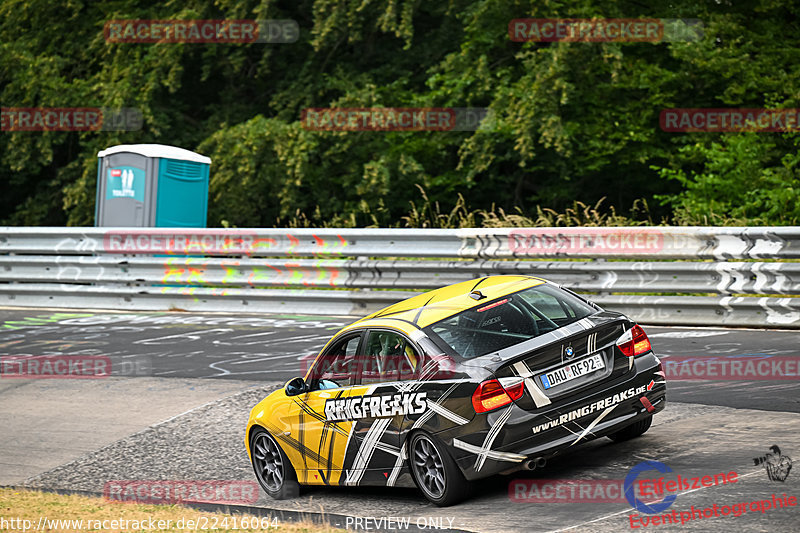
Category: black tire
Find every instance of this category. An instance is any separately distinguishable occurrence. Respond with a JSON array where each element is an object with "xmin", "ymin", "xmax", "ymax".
[
  {"xmin": 608, "ymin": 415, "xmax": 653, "ymax": 442},
  {"xmin": 250, "ymin": 427, "xmax": 300, "ymax": 499},
  {"xmin": 408, "ymin": 432, "xmax": 471, "ymax": 506}
]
